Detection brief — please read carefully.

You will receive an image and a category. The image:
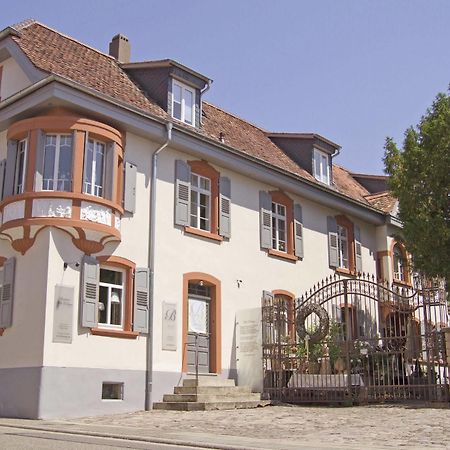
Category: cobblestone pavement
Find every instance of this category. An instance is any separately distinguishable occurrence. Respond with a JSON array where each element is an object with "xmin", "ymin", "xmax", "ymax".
[{"xmin": 69, "ymin": 404, "xmax": 450, "ymax": 449}]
